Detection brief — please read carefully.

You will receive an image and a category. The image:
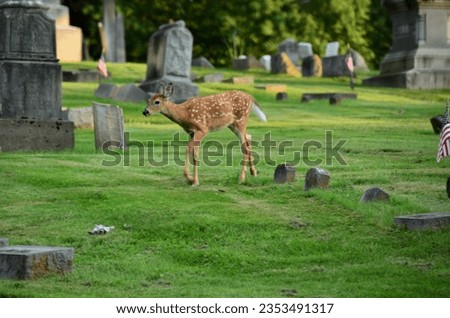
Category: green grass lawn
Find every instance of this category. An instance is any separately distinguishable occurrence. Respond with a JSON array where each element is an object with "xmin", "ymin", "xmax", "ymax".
[{"xmin": 0, "ymin": 62, "xmax": 449, "ymax": 297}]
